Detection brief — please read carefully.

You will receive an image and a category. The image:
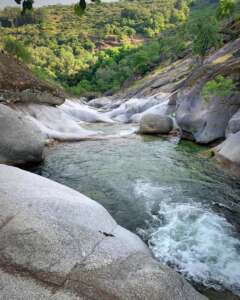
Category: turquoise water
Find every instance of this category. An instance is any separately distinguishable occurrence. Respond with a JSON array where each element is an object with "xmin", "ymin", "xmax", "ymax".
[{"xmin": 29, "ymin": 123, "xmax": 240, "ymax": 300}]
